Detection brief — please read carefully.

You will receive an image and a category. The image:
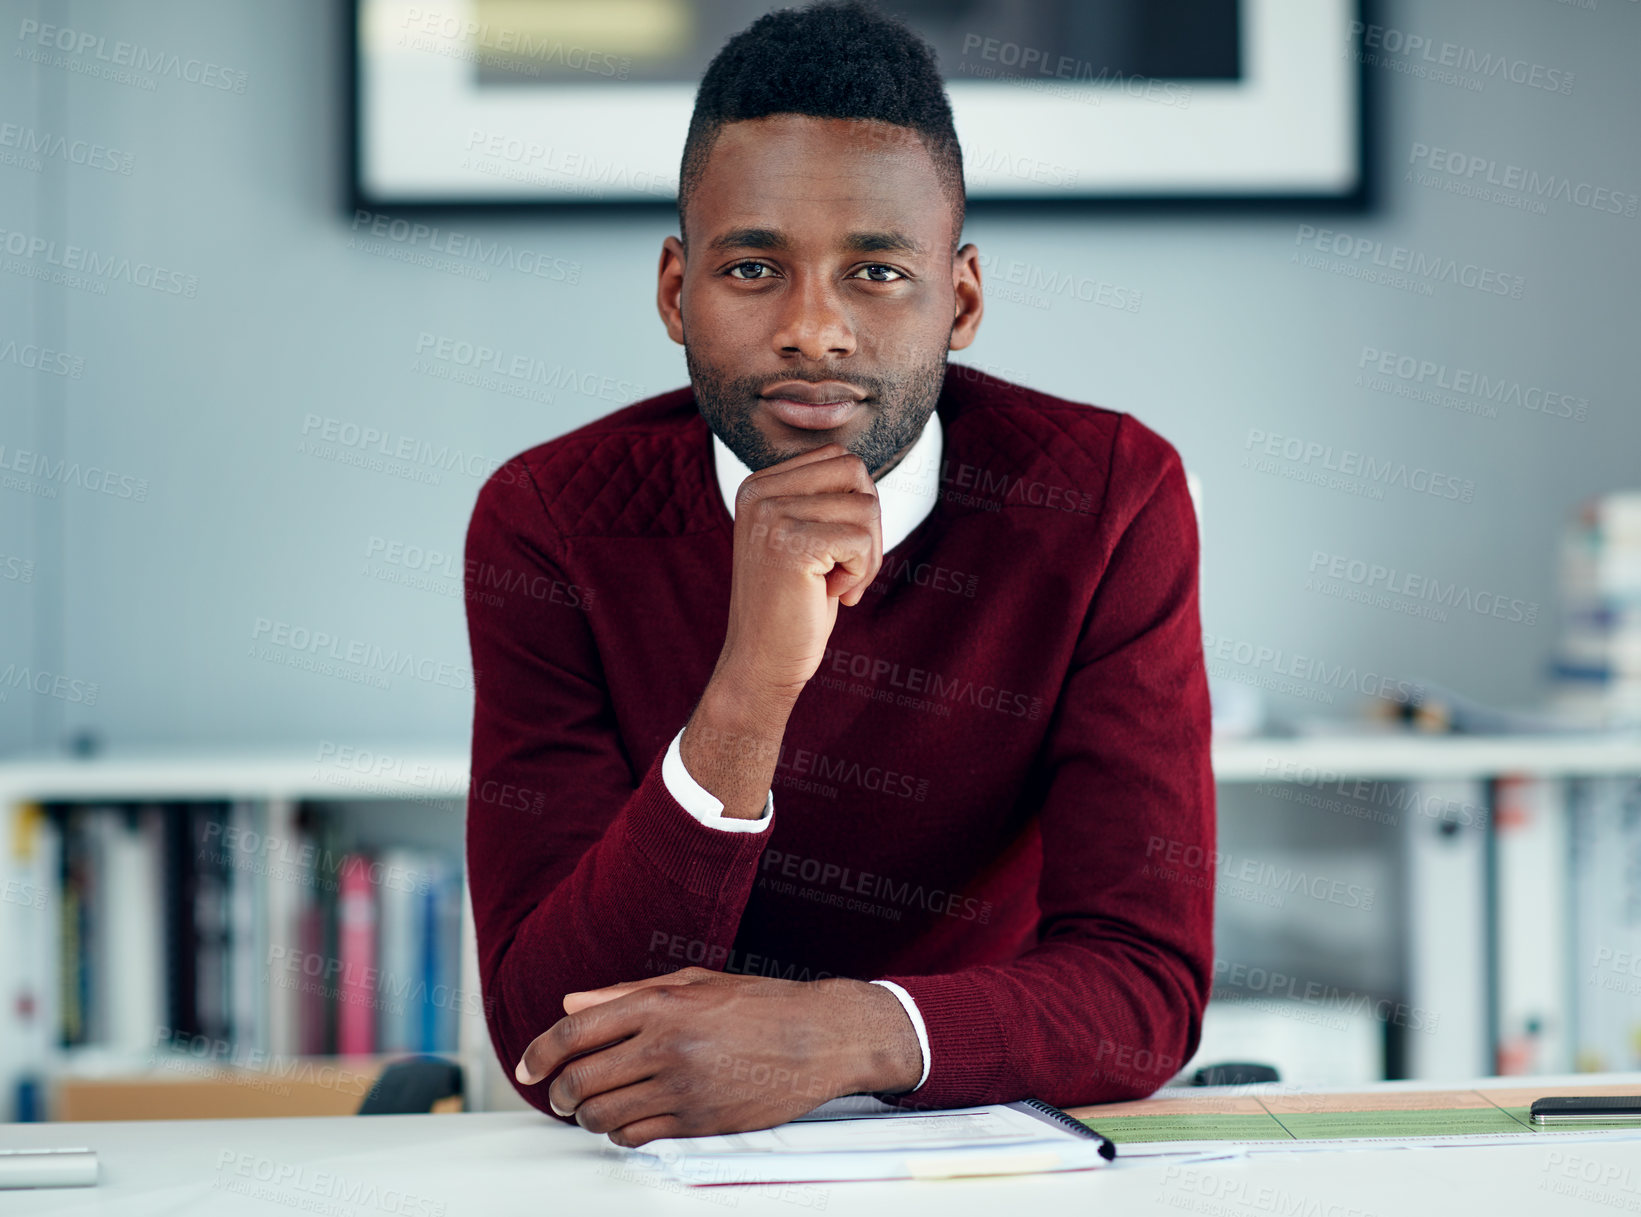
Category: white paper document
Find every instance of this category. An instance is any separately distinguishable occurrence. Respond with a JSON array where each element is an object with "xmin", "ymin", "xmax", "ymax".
[{"xmin": 619, "ymin": 1097, "xmax": 1116, "ymax": 1185}]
